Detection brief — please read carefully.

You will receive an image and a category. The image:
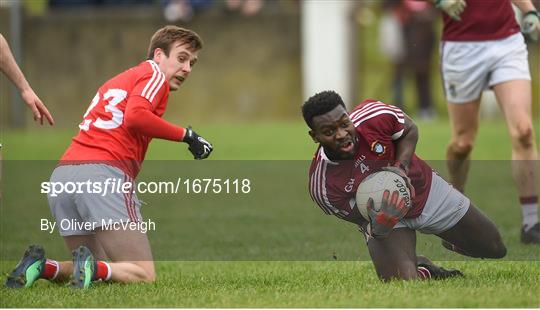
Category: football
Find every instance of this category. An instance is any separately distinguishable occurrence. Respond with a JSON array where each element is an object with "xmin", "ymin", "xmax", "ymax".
[{"xmin": 355, "ymin": 170, "xmax": 412, "ymax": 221}]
